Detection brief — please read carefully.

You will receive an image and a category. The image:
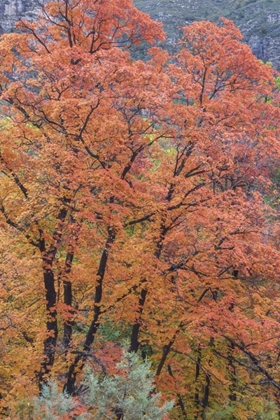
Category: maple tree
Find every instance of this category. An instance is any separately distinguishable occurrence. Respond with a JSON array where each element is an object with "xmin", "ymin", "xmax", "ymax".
[{"xmin": 0, "ymin": 1, "xmax": 280, "ymax": 418}]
